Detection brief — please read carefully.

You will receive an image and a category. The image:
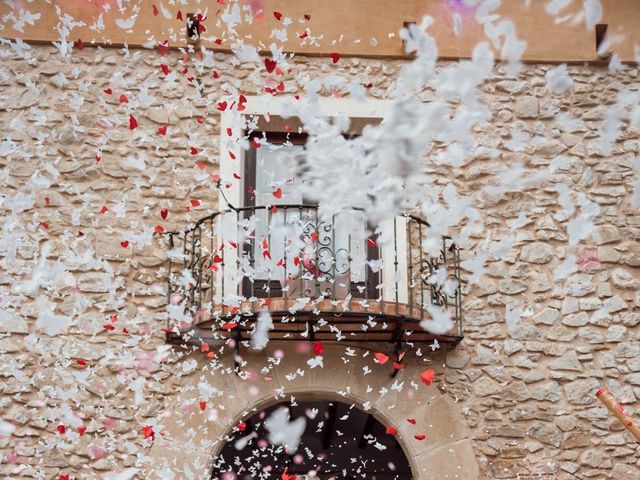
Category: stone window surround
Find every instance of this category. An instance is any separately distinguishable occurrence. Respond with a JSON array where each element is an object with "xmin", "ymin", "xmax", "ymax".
[{"xmin": 218, "ymin": 95, "xmax": 409, "ymax": 303}]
